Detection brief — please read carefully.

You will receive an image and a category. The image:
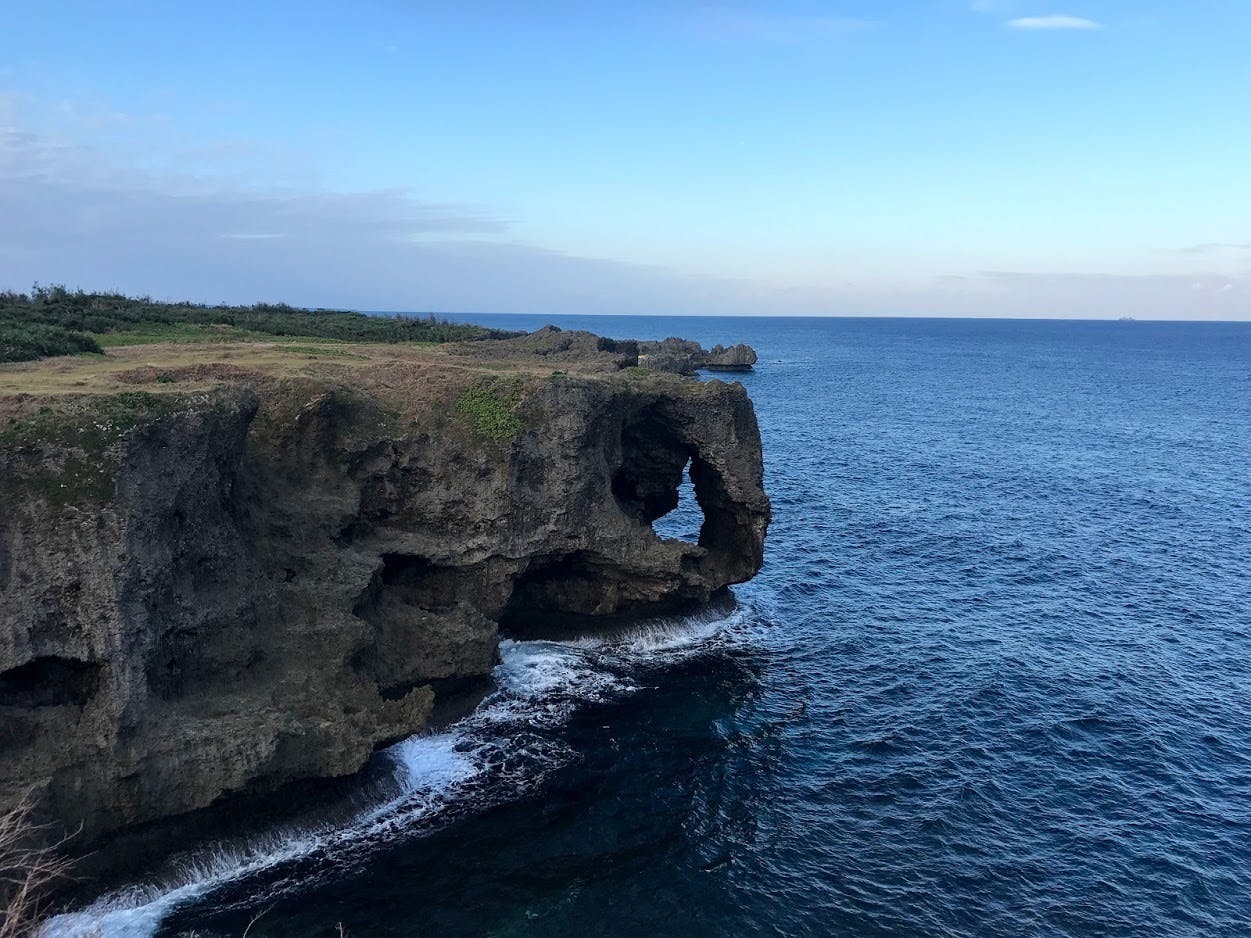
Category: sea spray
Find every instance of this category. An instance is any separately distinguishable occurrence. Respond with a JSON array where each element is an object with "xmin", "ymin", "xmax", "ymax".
[{"xmin": 41, "ymin": 603, "xmax": 755, "ymax": 938}]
